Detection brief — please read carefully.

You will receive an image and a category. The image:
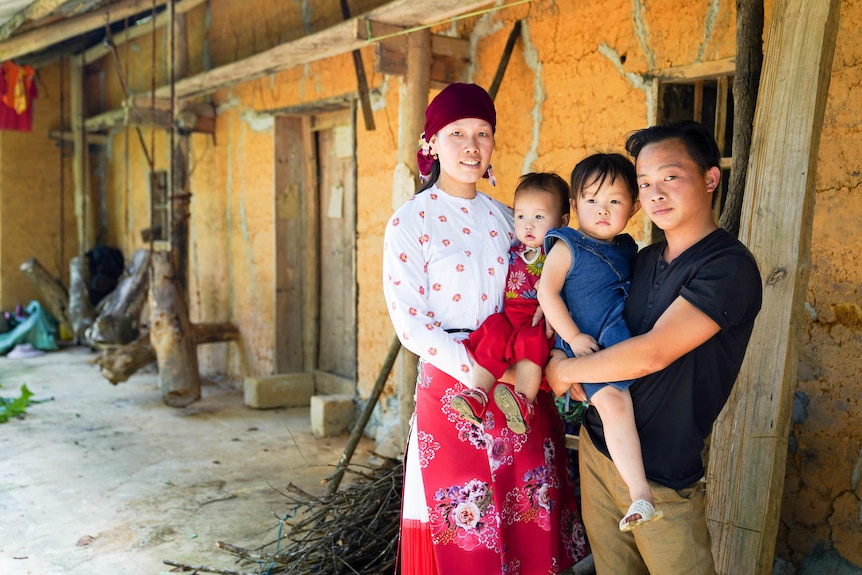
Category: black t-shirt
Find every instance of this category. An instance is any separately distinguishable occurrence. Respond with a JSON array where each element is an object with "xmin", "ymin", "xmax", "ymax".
[{"xmin": 583, "ymin": 228, "xmax": 762, "ymax": 489}]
